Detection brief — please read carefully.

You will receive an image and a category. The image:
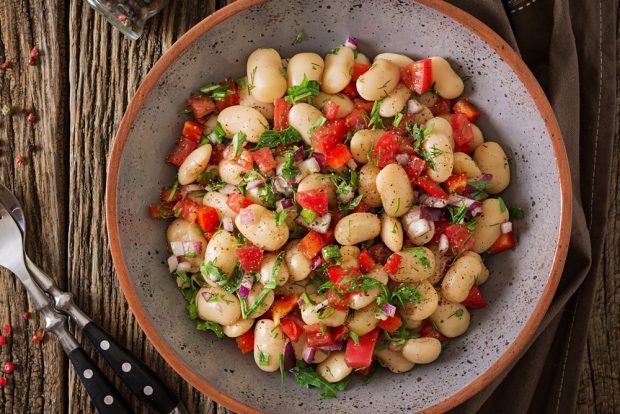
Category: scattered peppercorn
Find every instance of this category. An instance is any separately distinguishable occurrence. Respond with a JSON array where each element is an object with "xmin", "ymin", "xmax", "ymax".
[
  {"xmin": 3, "ymin": 362, "xmax": 15, "ymax": 374},
  {"xmin": 26, "ymin": 111, "xmax": 36, "ymax": 124},
  {"xmin": 28, "ymin": 47, "xmax": 40, "ymax": 65},
  {"xmin": 0, "ymin": 336, "xmax": 6, "ymax": 346},
  {"xmin": 0, "ymin": 377, "xmax": 7, "ymax": 387},
  {"xmin": 32, "ymin": 330, "xmax": 45, "ymax": 344},
  {"xmin": 2, "ymin": 324, "xmax": 11, "ymax": 336}
]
